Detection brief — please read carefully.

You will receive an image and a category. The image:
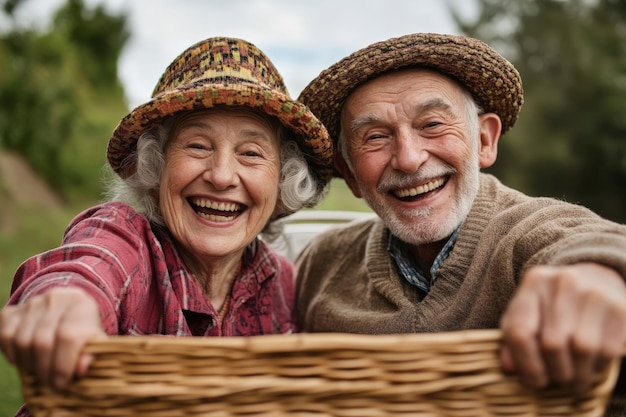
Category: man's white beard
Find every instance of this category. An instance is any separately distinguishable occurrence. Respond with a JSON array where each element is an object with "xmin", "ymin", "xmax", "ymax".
[{"xmin": 358, "ymin": 159, "xmax": 480, "ymax": 245}]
